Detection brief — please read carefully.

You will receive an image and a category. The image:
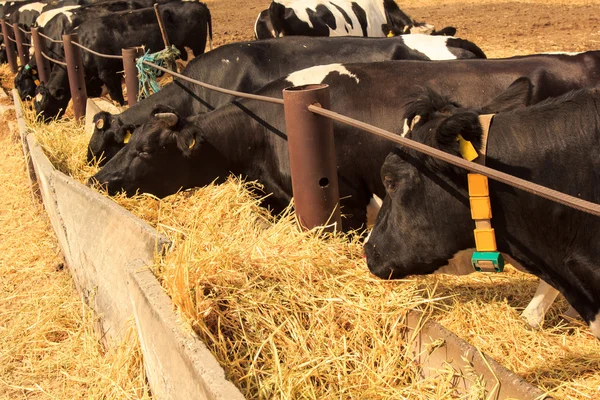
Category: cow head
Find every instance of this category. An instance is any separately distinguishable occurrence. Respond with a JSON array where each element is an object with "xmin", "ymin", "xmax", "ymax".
[
  {"xmin": 87, "ymin": 112, "xmax": 136, "ymax": 166},
  {"xmin": 90, "ymin": 105, "xmax": 228, "ymax": 198},
  {"xmin": 33, "ymin": 67, "xmax": 69, "ymax": 121},
  {"xmin": 15, "ymin": 63, "xmax": 40, "ymax": 101},
  {"xmin": 33, "ymin": 82, "xmax": 67, "ymax": 121},
  {"xmin": 364, "ymin": 78, "xmax": 533, "ymax": 279},
  {"xmin": 382, "ymin": 23, "xmax": 456, "ymax": 37}
]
